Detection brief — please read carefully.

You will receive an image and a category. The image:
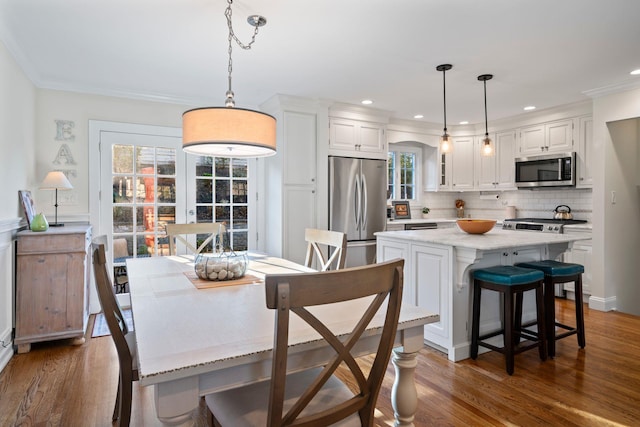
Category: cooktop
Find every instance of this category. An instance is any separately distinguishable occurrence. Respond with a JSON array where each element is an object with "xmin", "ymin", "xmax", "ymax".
[{"xmin": 503, "ymin": 217, "xmax": 587, "ymax": 233}]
